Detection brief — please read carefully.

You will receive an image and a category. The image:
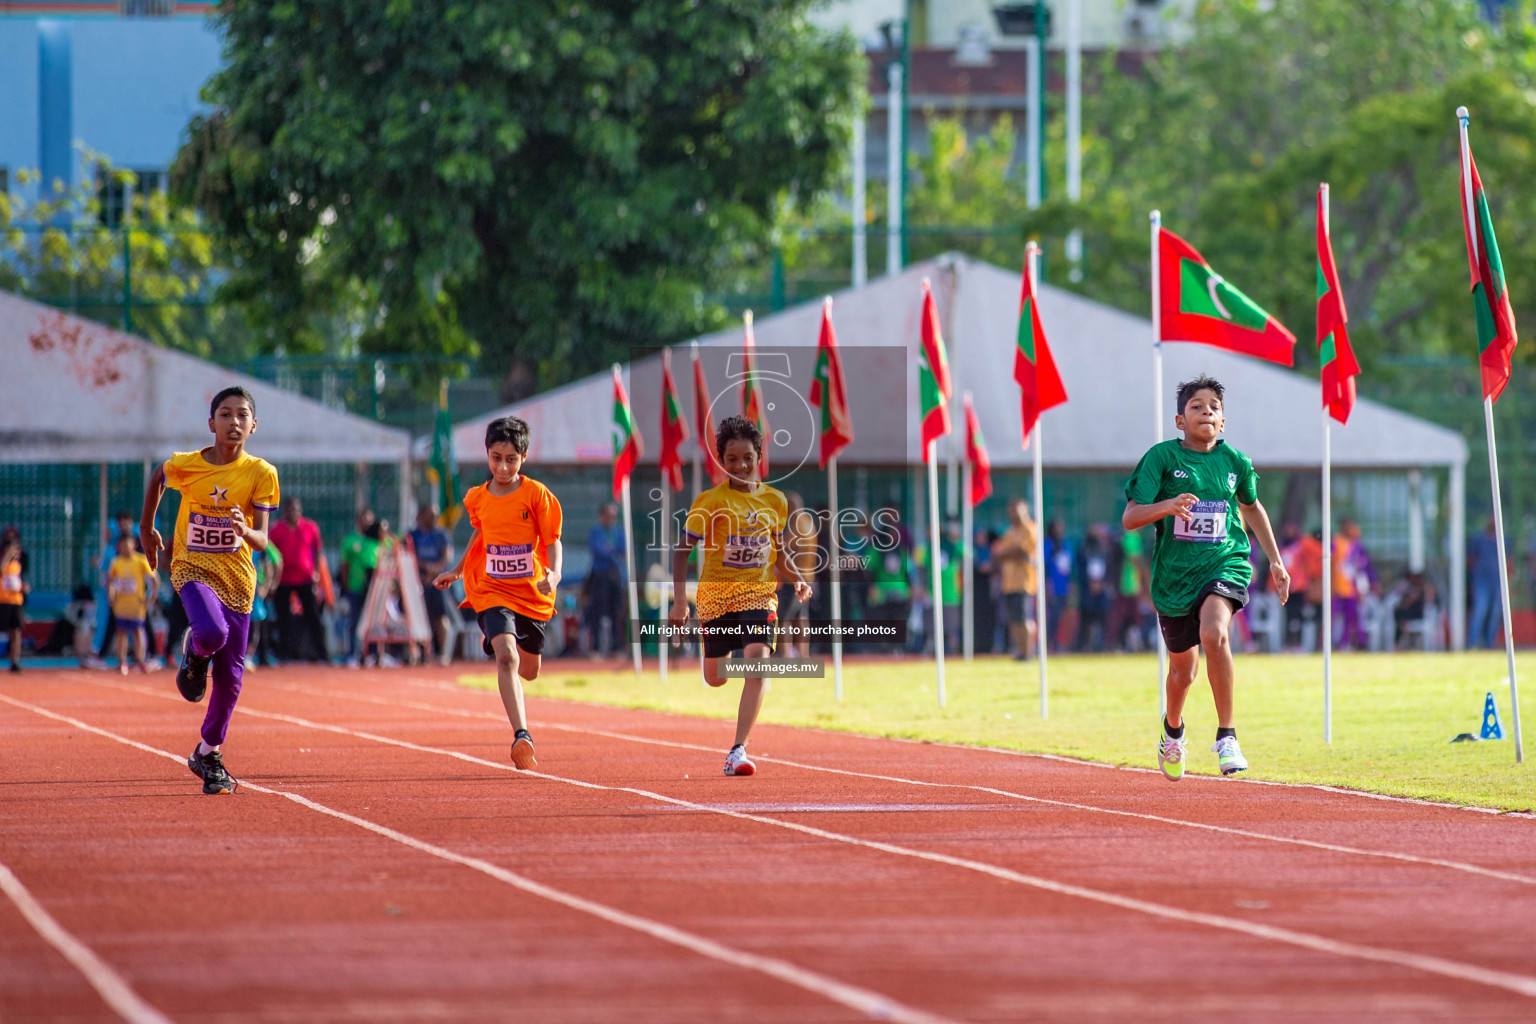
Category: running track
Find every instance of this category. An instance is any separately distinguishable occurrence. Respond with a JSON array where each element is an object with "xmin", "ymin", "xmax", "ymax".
[{"xmin": 3, "ymin": 666, "xmax": 1536, "ymax": 1022}]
